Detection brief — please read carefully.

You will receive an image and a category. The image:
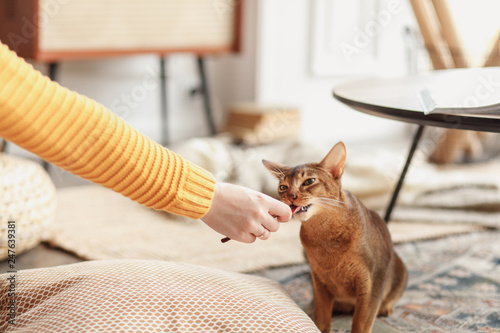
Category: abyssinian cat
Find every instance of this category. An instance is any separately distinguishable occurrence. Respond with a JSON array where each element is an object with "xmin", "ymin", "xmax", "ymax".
[{"xmin": 263, "ymin": 142, "xmax": 407, "ymax": 333}]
